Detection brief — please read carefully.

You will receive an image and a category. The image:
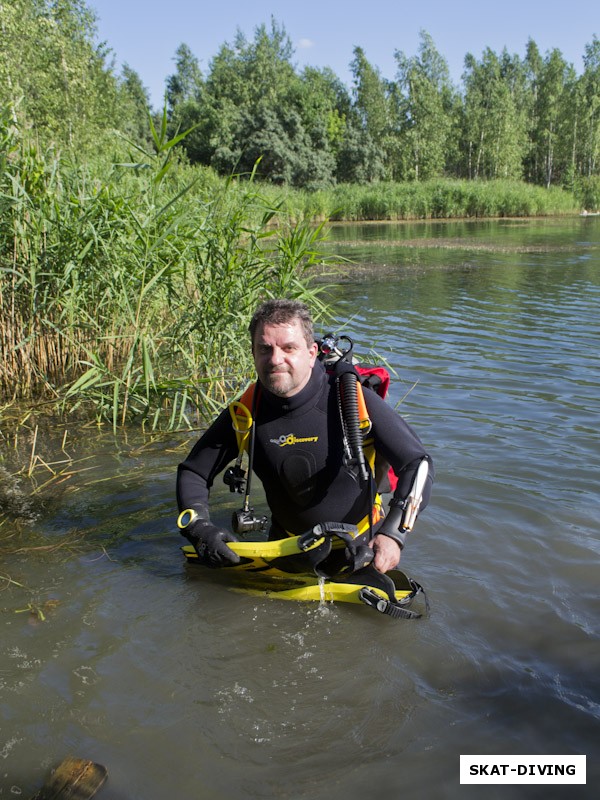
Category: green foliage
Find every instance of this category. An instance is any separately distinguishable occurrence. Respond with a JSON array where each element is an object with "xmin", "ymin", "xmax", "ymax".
[
  {"xmin": 525, "ymin": 48, "xmax": 577, "ymax": 187},
  {"xmin": 579, "ymin": 37, "xmax": 600, "ymax": 178},
  {"xmin": 0, "ymin": 114, "xmax": 334, "ymax": 429},
  {"xmin": 574, "ymin": 176, "xmax": 600, "ymax": 210},
  {"xmin": 160, "ymin": 22, "xmax": 599, "ymax": 190},
  {"xmin": 335, "ymin": 126, "xmax": 387, "ymax": 184},
  {"xmin": 118, "ymin": 64, "xmax": 154, "ymax": 149},
  {"xmin": 460, "ymin": 48, "xmax": 530, "ymax": 181},
  {"xmin": 323, "ymin": 179, "xmax": 577, "ymax": 221},
  {"xmin": 166, "ymin": 43, "xmax": 203, "ymax": 110},
  {"xmin": 394, "ymin": 31, "xmax": 457, "ymax": 181},
  {"xmin": 0, "ymin": 0, "xmax": 154, "ymax": 155}
]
